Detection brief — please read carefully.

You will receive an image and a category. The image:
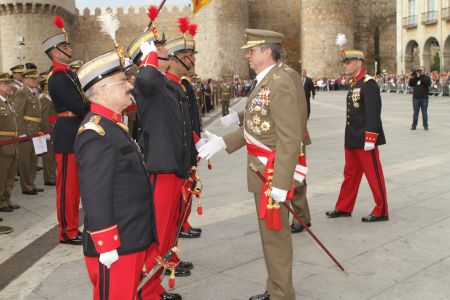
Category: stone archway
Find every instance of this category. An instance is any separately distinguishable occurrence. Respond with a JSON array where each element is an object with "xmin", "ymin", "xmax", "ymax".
[
  {"xmin": 404, "ymin": 40, "xmax": 420, "ymax": 72},
  {"xmin": 443, "ymin": 35, "xmax": 450, "ymax": 71},
  {"xmin": 422, "ymin": 36, "xmax": 440, "ymax": 72}
]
